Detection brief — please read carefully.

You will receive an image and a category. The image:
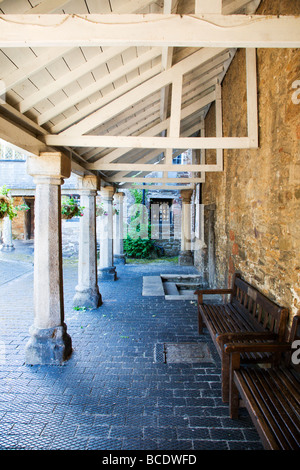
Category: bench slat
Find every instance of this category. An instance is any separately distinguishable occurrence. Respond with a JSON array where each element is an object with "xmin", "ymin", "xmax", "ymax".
[
  {"xmin": 234, "ymin": 369, "xmax": 281, "ymax": 450},
  {"xmin": 236, "ymin": 367, "xmax": 300, "ymax": 450},
  {"xmin": 229, "ymin": 314, "xmax": 300, "ymax": 450},
  {"xmin": 234, "ymin": 277, "xmax": 284, "ymax": 320},
  {"xmin": 228, "ymin": 302, "xmax": 265, "ymax": 332},
  {"xmin": 251, "ymin": 368, "xmax": 300, "ymax": 449},
  {"xmin": 197, "ymin": 274, "xmax": 289, "ymax": 403},
  {"xmin": 270, "ymin": 368, "xmax": 300, "ymax": 417}
]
